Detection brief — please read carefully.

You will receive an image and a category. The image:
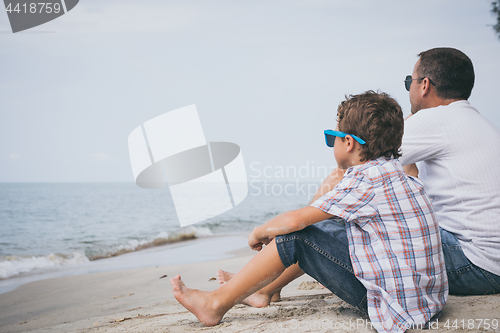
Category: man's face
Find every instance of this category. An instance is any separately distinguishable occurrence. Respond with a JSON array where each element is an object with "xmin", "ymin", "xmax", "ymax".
[{"xmin": 409, "ymin": 59, "xmax": 423, "ymax": 114}]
